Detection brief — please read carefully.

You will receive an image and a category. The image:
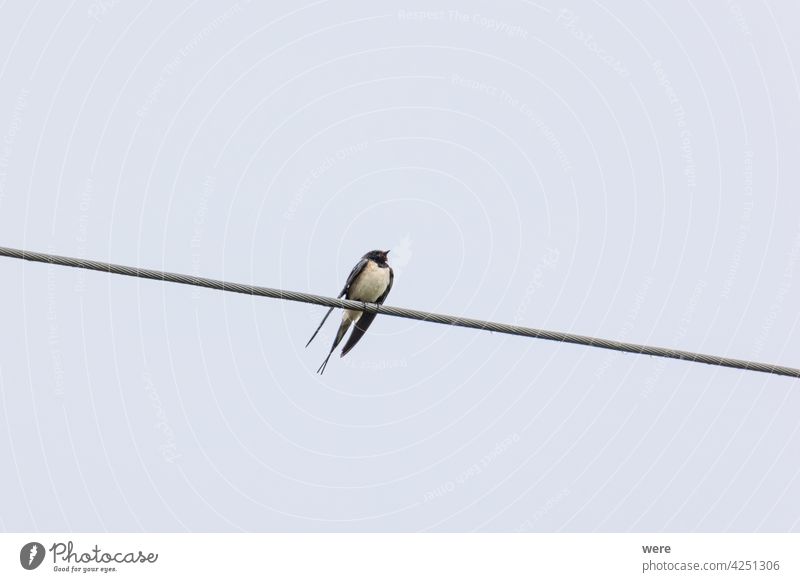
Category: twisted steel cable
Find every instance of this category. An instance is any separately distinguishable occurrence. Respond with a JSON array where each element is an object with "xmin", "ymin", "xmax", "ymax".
[{"xmin": 1, "ymin": 245, "xmax": 797, "ymax": 379}]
